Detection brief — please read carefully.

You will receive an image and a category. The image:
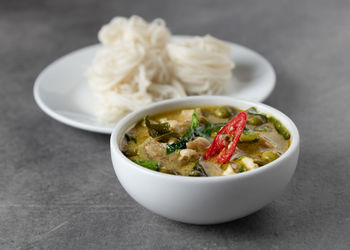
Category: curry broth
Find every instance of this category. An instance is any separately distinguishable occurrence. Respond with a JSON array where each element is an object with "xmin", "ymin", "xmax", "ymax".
[{"xmin": 121, "ymin": 106, "xmax": 290, "ymax": 177}]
